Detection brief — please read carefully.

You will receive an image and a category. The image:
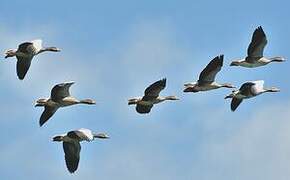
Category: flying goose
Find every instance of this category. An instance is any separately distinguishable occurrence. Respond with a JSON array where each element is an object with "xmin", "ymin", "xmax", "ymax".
[
  {"xmin": 53, "ymin": 128, "xmax": 109, "ymax": 173},
  {"xmin": 4, "ymin": 39, "xmax": 60, "ymax": 80},
  {"xmin": 230, "ymin": 26, "xmax": 285, "ymax": 68},
  {"xmin": 35, "ymin": 81, "xmax": 96, "ymax": 126},
  {"xmin": 184, "ymin": 55, "xmax": 235, "ymax": 93},
  {"xmin": 225, "ymin": 80, "xmax": 280, "ymax": 111},
  {"xmin": 128, "ymin": 78, "xmax": 179, "ymax": 114}
]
